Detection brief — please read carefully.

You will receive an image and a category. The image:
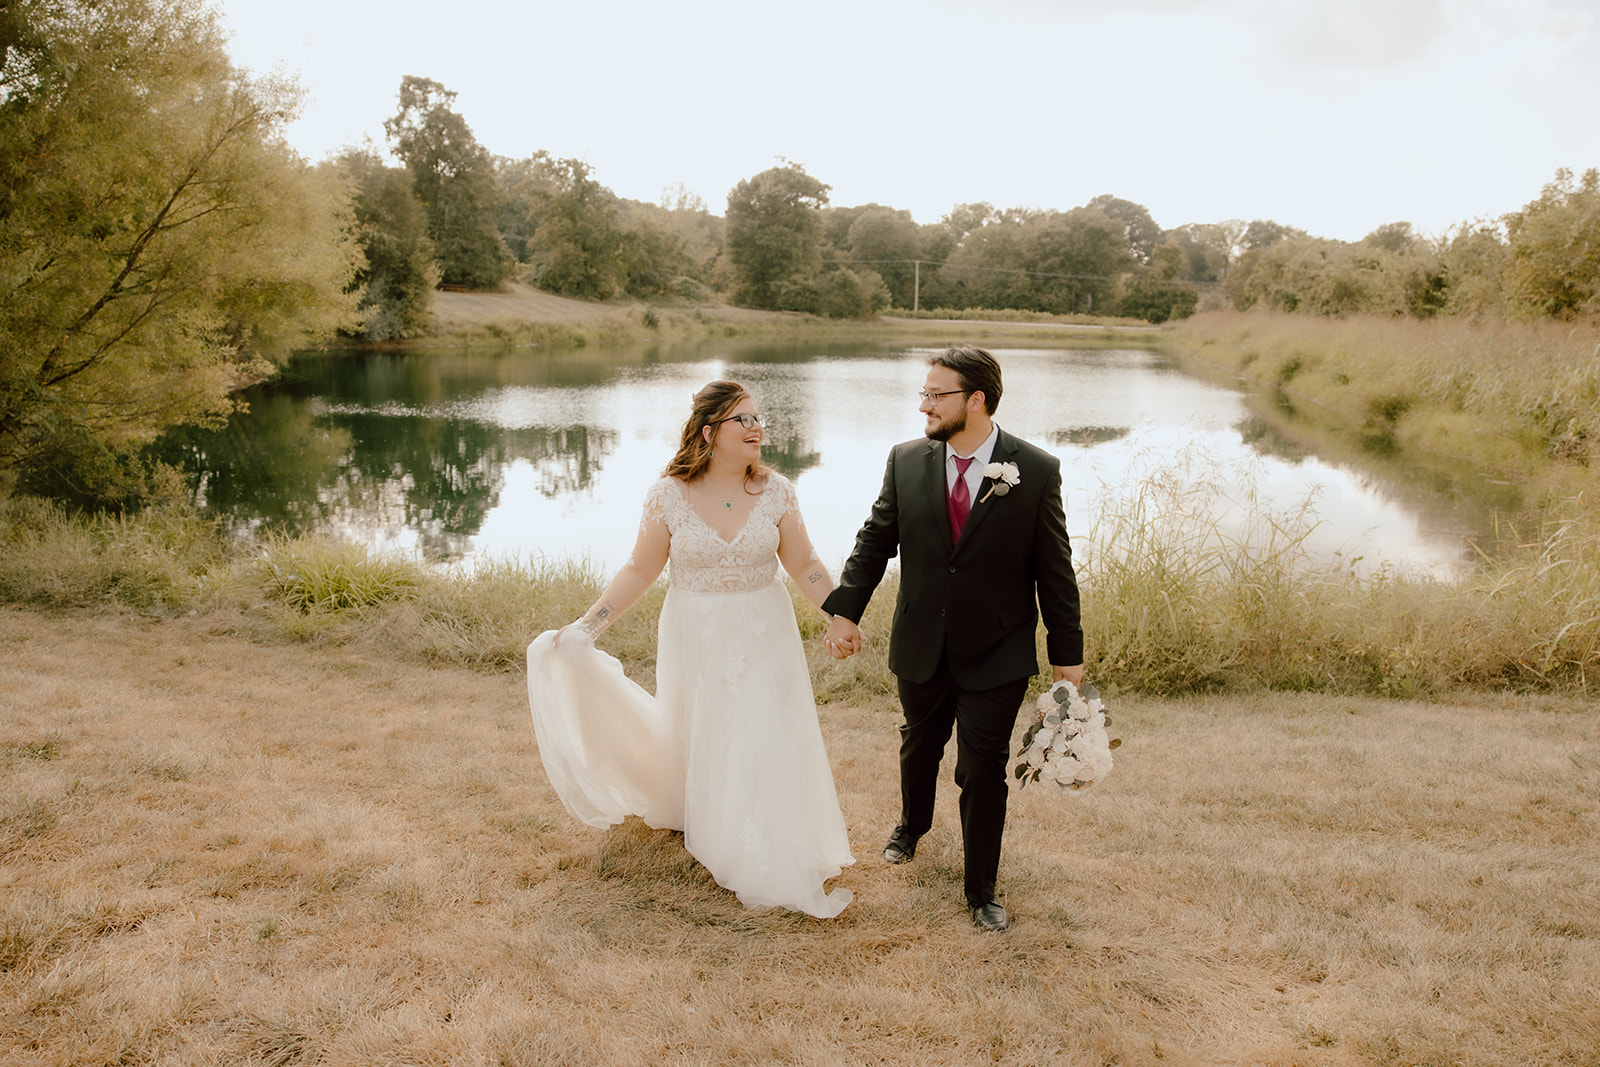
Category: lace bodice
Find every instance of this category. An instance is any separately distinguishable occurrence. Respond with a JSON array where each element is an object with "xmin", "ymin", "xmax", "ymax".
[{"xmin": 641, "ymin": 474, "xmax": 799, "ymax": 593}]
